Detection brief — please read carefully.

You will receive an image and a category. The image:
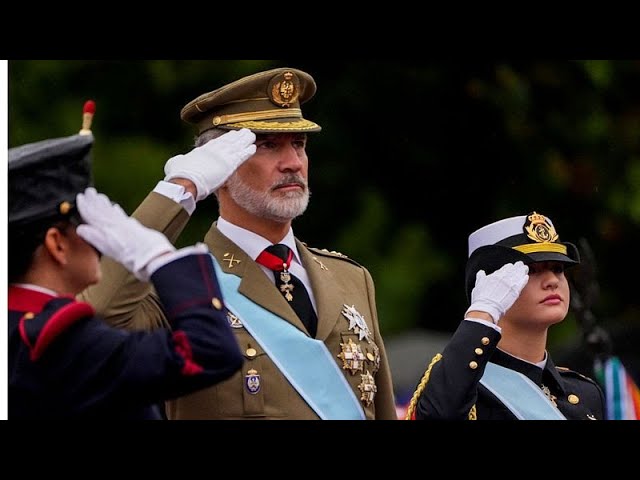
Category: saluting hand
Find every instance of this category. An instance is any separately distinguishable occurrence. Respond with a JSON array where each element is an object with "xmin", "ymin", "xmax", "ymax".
[
  {"xmin": 163, "ymin": 128, "xmax": 256, "ymax": 202},
  {"xmin": 75, "ymin": 187, "xmax": 176, "ymax": 281},
  {"xmin": 466, "ymin": 261, "xmax": 529, "ymax": 325}
]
